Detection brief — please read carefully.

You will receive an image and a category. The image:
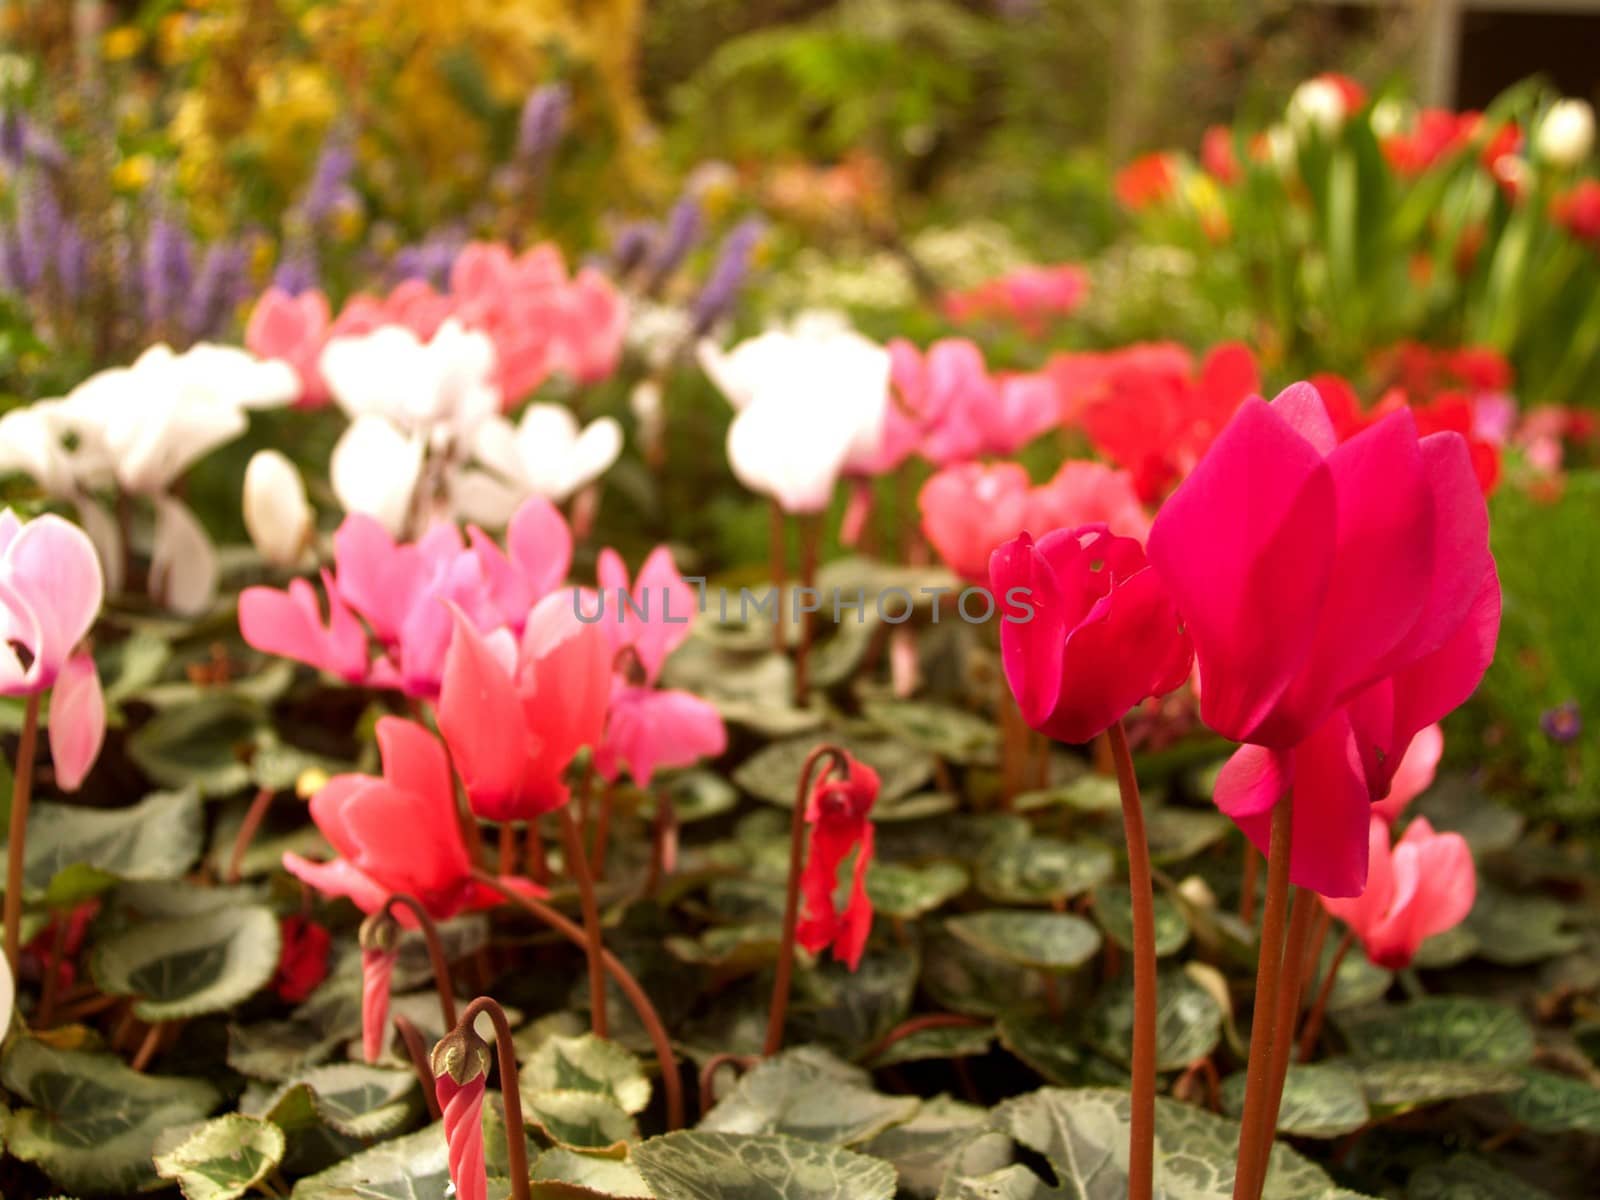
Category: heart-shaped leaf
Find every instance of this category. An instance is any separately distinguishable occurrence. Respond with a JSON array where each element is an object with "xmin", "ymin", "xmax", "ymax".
[
  {"xmin": 523, "ymin": 1034, "xmax": 652, "ymax": 1115},
  {"xmin": 633, "ymin": 1130, "xmax": 897, "ymax": 1200},
  {"xmin": 154, "ymin": 1114, "xmax": 287, "ymax": 1200},
  {"xmin": 91, "ymin": 903, "xmax": 282, "ymax": 1020},
  {"xmin": 860, "ymin": 1096, "xmax": 1010, "ymax": 1198},
  {"xmin": 9, "ymin": 788, "xmax": 202, "ymax": 903},
  {"xmin": 1336, "ymin": 998, "xmax": 1534, "ymax": 1065},
  {"xmin": 975, "ymin": 838, "xmax": 1113, "ymax": 905},
  {"xmin": 2, "ymin": 1037, "xmax": 220, "ymax": 1195},
  {"xmin": 1220, "ymin": 1063, "xmax": 1370, "ymax": 1138},
  {"xmin": 945, "ymin": 911, "xmax": 1102, "ymax": 972},
  {"xmin": 700, "ymin": 1047, "xmax": 919, "ymax": 1146}
]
